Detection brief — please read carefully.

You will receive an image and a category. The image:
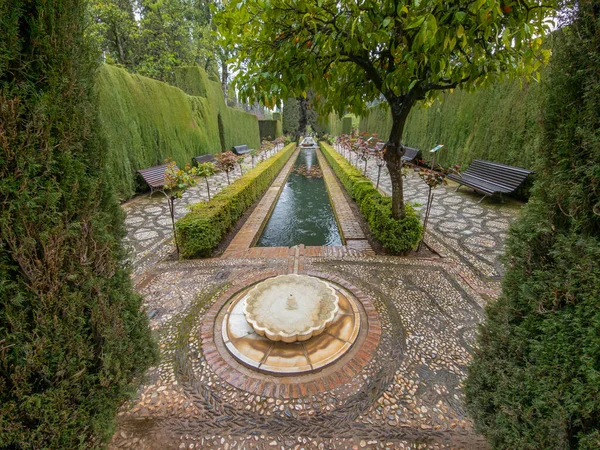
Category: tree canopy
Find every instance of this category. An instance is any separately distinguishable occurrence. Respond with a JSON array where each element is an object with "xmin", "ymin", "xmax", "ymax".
[
  {"xmin": 219, "ymin": 0, "xmax": 553, "ymax": 114},
  {"xmin": 219, "ymin": 0, "xmax": 556, "ymax": 218}
]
